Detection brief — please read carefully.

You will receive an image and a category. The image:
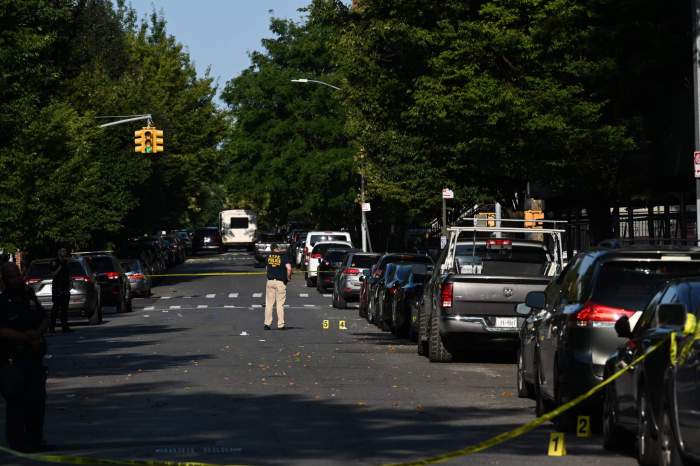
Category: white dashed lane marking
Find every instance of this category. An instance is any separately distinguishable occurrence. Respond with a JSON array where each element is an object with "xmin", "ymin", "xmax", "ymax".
[
  {"xmin": 323, "ymin": 294, "xmax": 332, "ymax": 298},
  {"xmin": 228, "ymin": 293, "xmax": 239, "ymax": 298},
  {"xmin": 206, "ymin": 294, "xmax": 216, "ymax": 299},
  {"xmin": 252, "ymin": 293, "xmax": 262, "ymax": 298},
  {"xmin": 144, "ymin": 306, "xmax": 154, "ymax": 311},
  {"xmin": 299, "ymin": 293, "xmax": 309, "ymax": 298},
  {"xmin": 160, "ymin": 296, "xmax": 171, "ymax": 300},
  {"xmin": 252, "ymin": 304, "xmax": 262, "ymax": 308},
  {"xmin": 169, "ymin": 305, "xmax": 181, "ymax": 310},
  {"xmin": 197, "ymin": 305, "xmax": 208, "ymax": 309}
]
